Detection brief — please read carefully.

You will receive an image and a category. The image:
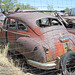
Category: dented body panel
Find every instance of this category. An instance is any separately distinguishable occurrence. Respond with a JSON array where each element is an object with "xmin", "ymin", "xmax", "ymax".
[{"xmin": 0, "ymin": 12, "xmax": 75, "ymax": 70}]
